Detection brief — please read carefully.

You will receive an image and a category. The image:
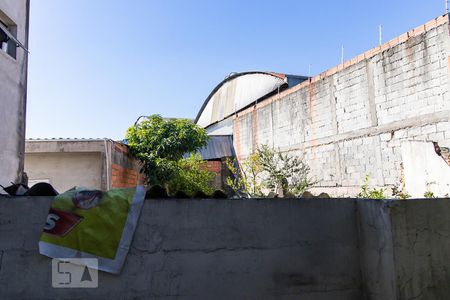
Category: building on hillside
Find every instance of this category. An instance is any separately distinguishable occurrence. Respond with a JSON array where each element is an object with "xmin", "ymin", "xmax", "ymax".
[
  {"xmin": 0, "ymin": 0, "xmax": 30, "ymax": 187},
  {"xmin": 24, "ymin": 139, "xmax": 144, "ymax": 193},
  {"xmin": 196, "ymin": 15, "xmax": 450, "ymax": 197}
]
